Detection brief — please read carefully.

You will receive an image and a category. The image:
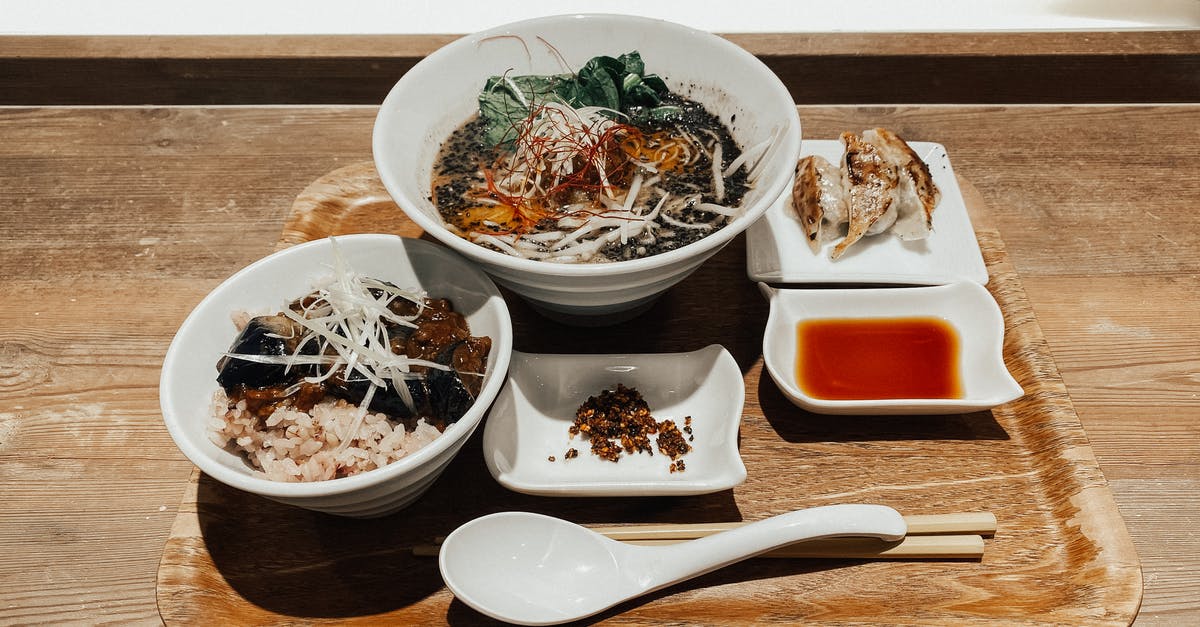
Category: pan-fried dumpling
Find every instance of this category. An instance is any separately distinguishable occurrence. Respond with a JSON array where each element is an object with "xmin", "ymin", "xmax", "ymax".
[
  {"xmin": 863, "ymin": 127, "xmax": 940, "ymax": 240},
  {"xmin": 832, "ymin": 131, "xmax": 902, "ymax": 259},
  {"xmin": 790, "ymin": 127, "xmax": 942, "ymax": 260},
  {"xmin": 791, "ymin": 155, "xmax": 846, "ymax": 253}
]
